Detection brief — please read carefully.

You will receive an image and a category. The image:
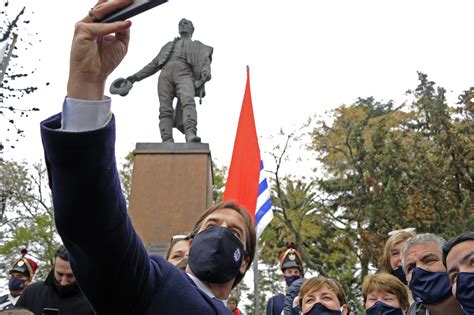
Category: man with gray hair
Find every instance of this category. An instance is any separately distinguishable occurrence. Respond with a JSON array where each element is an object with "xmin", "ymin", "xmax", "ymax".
[{"xmin": 401, "ymin": 233, "xmax": 463, "ymax": 315}]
